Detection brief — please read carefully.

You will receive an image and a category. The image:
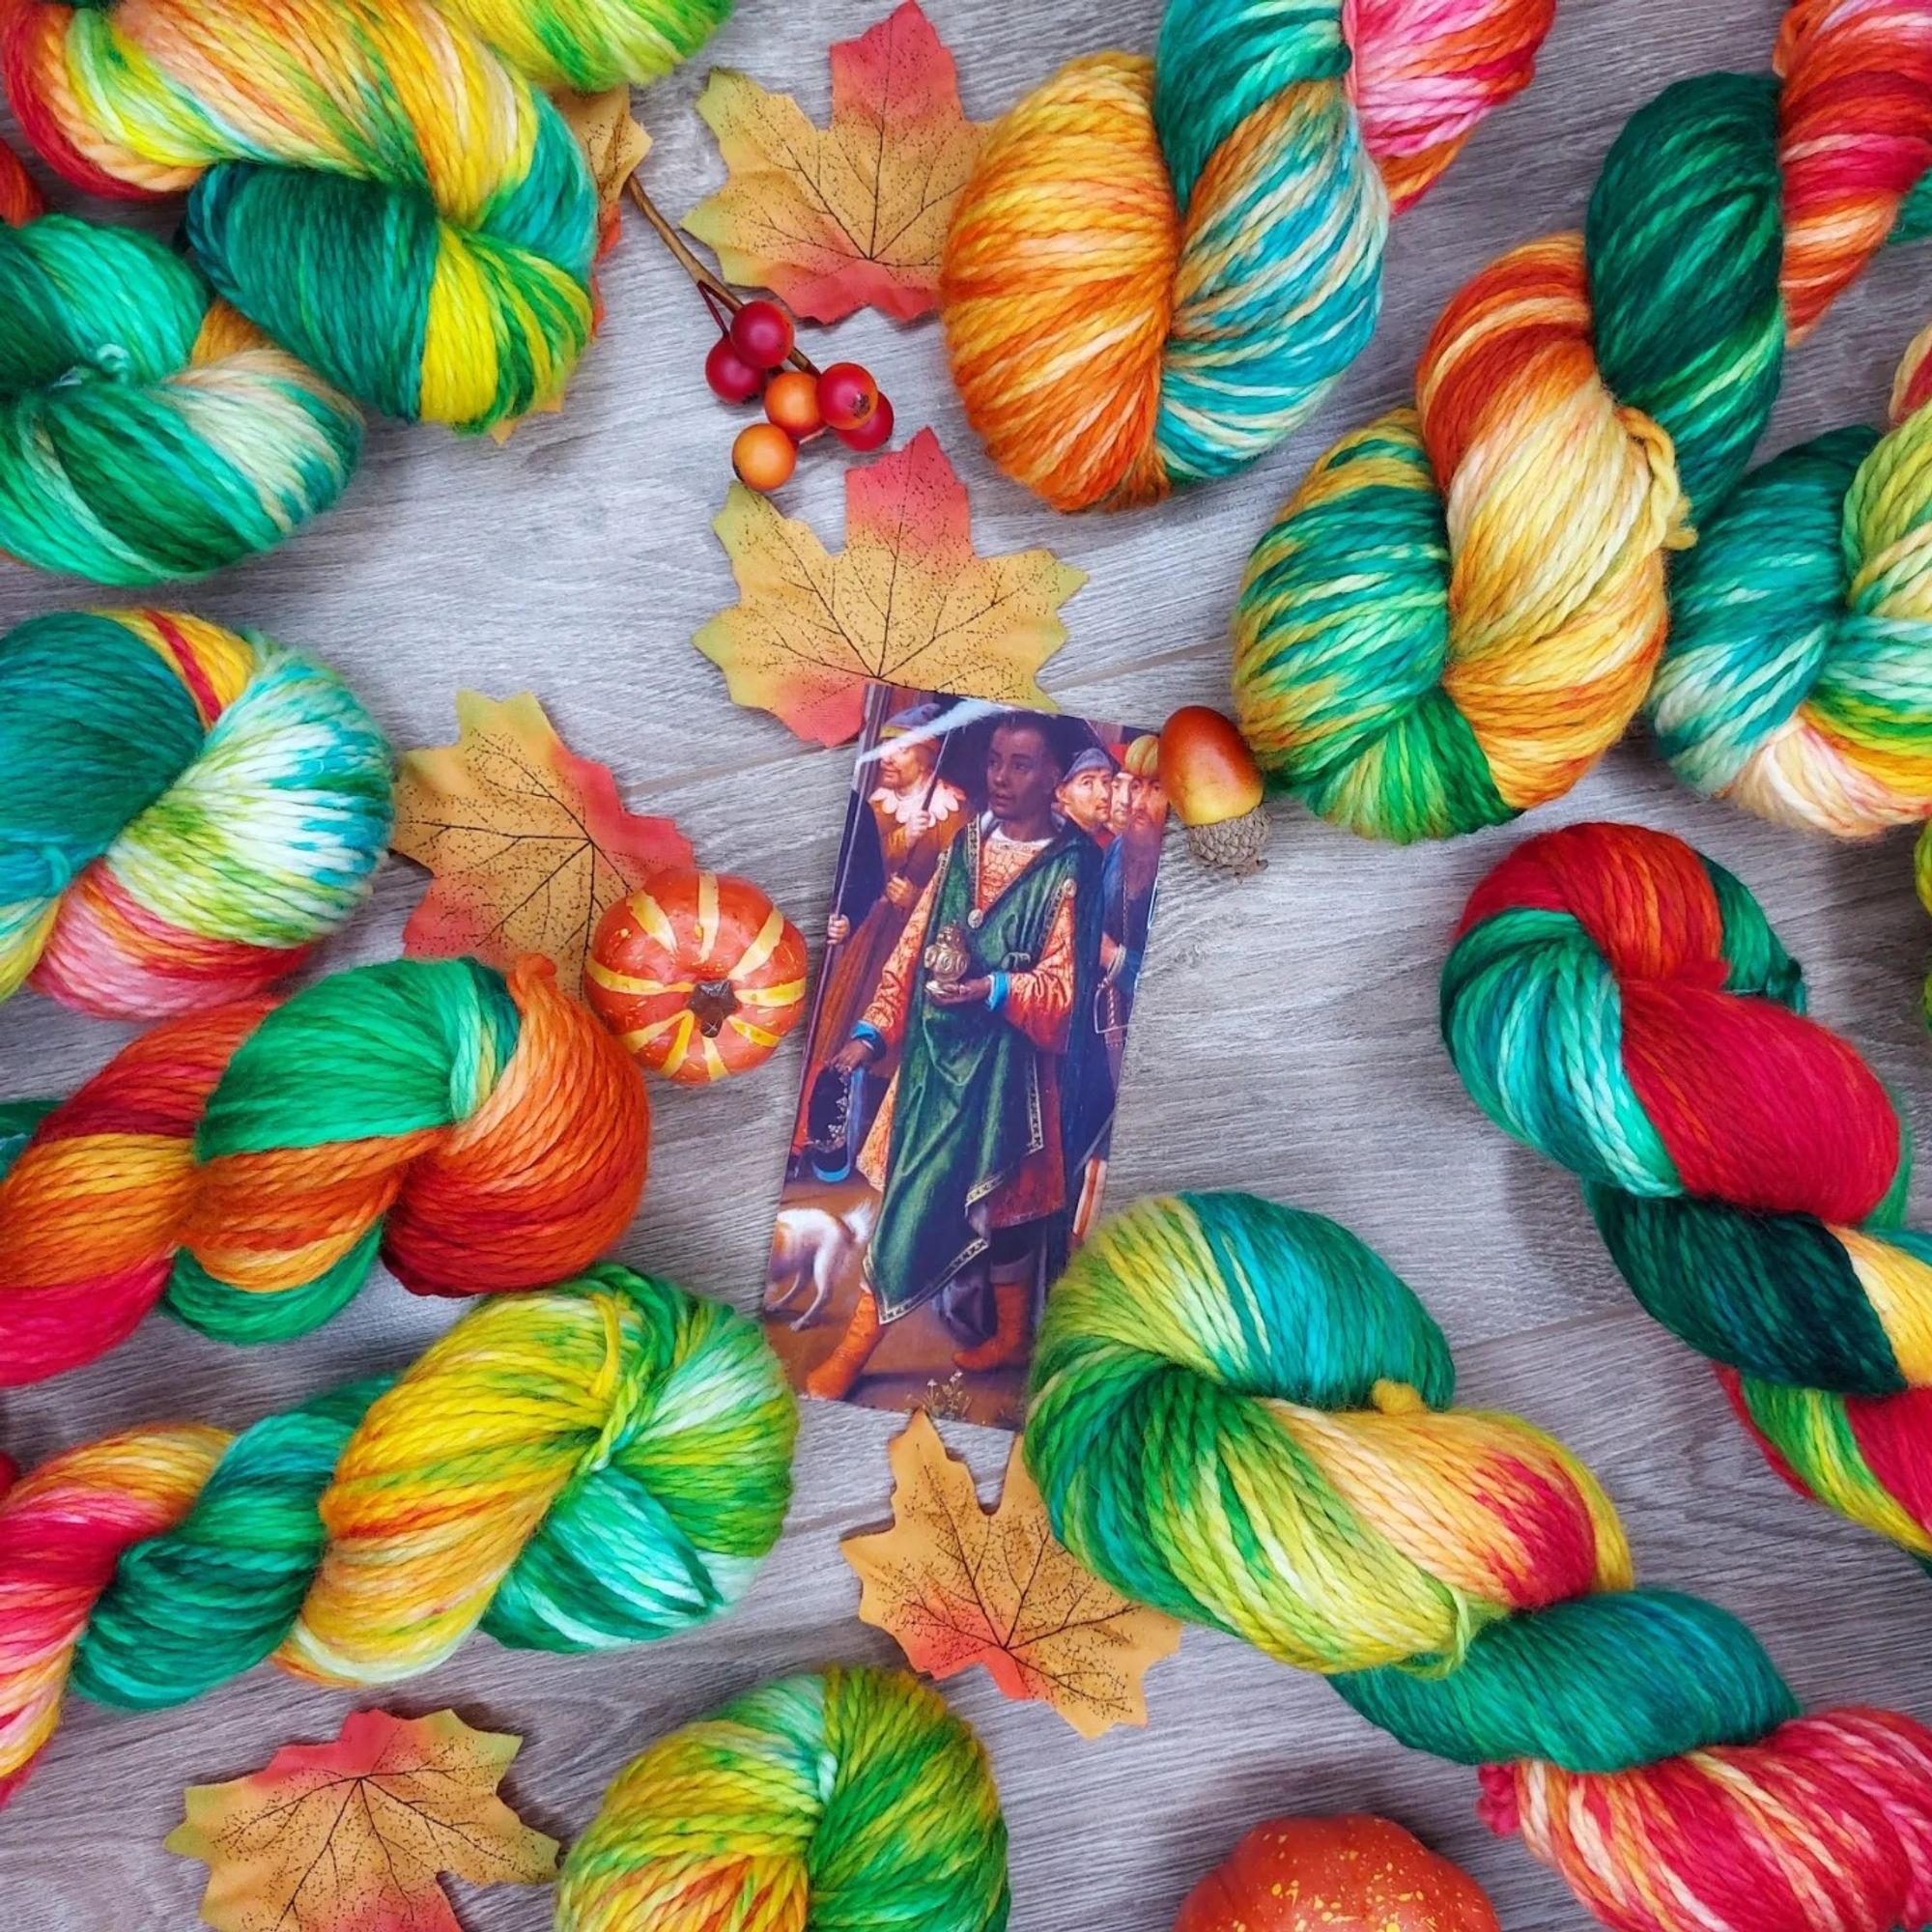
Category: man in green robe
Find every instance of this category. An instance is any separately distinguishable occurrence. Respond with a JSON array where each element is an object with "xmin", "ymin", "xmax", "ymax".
[{"xmin": 808, "ymin": 714, "xmax": 1106, "ymax": 1402}]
